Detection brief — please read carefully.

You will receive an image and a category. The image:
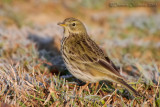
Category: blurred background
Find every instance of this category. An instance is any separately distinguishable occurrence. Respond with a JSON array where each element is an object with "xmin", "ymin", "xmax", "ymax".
[{"xmin": 0, "ymin": 0, "xmax": 160, "ymax": 106}]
